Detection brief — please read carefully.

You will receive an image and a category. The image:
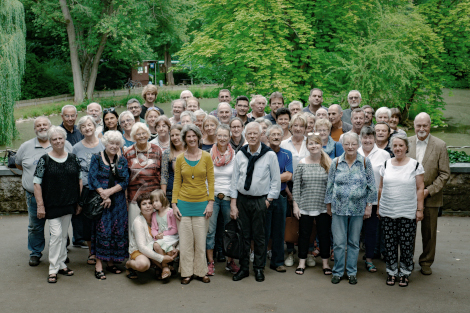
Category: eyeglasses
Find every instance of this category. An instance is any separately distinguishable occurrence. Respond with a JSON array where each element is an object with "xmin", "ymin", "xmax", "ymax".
[
  {"xmin": 348, "ymin": 96, "xmax": 360, "ymax": 100},
  {"xmin": 103, "ymin": 108, "xmax": 116, "ymax": 114},
  {"xmin": 147, "ymin": 107, "xmax": 160, "ymax": 112},
  {"xmin": 307, "ymin": 132, "xmax": 320, "ymax": 136},
  {"xmin": 128, "ymin": 105, "xmax": 140, "ymax": 110},
  {"xmin": 121, "ymin": 118, "xmax": 134, "ymax": 124}
]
